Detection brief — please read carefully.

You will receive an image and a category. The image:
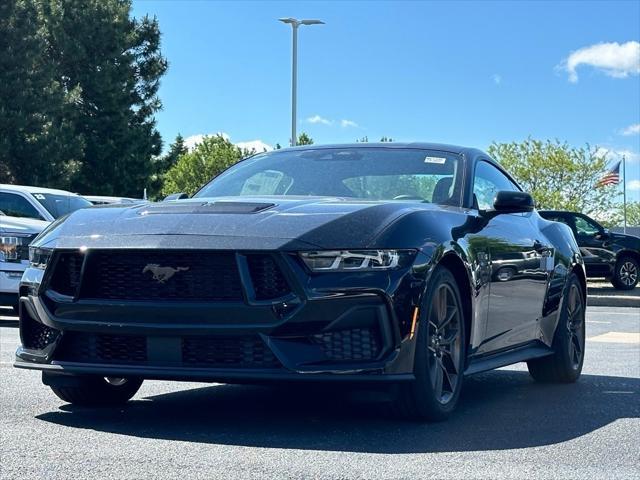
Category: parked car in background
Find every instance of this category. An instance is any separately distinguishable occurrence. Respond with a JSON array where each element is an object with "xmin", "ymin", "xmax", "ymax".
[
  {"xmin": 84, "ymin": 195, "xmax": 147, "ymax": 206},
  {"xmin": 0, "ymin": 185, "xmax": 92, "ymax": 309},
  {"xmin": 540, "ymin": 210, "xmax": 640, "ymax": 290},
  {"xmin": 0, "ymin": 213, "xmax": 48, "ymax": 311},
  {"xmin": 0, "ymin": 184, "xmax": 92, "ymax": 222},
  {"xmin": 15, "ymin": 143, "xmax": 587, "ymax": 420}
]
